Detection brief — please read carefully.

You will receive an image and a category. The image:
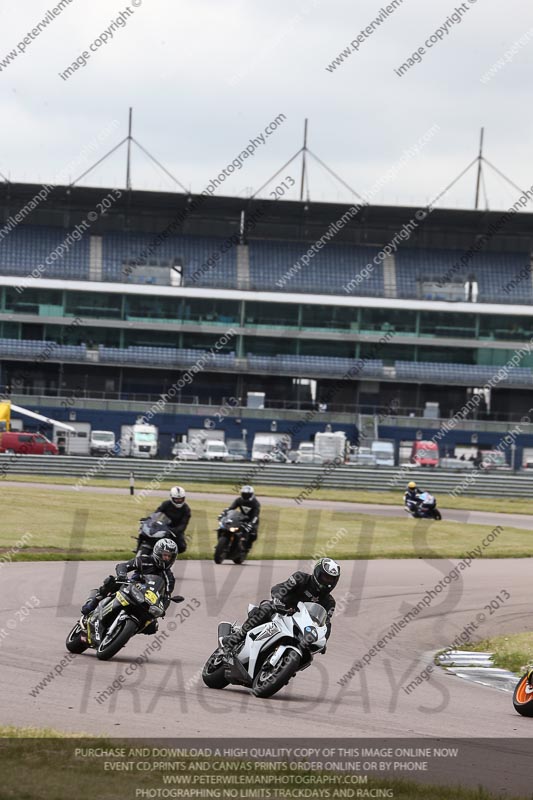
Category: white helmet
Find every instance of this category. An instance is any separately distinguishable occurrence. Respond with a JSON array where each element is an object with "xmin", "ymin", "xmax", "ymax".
[
  {"xmin": 240, "ymin": 485, "xmax": 254, "ymax": 501},
  {"xmin": 170, "ymin": 486, "xmax": 186, "ymax": 507}
]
